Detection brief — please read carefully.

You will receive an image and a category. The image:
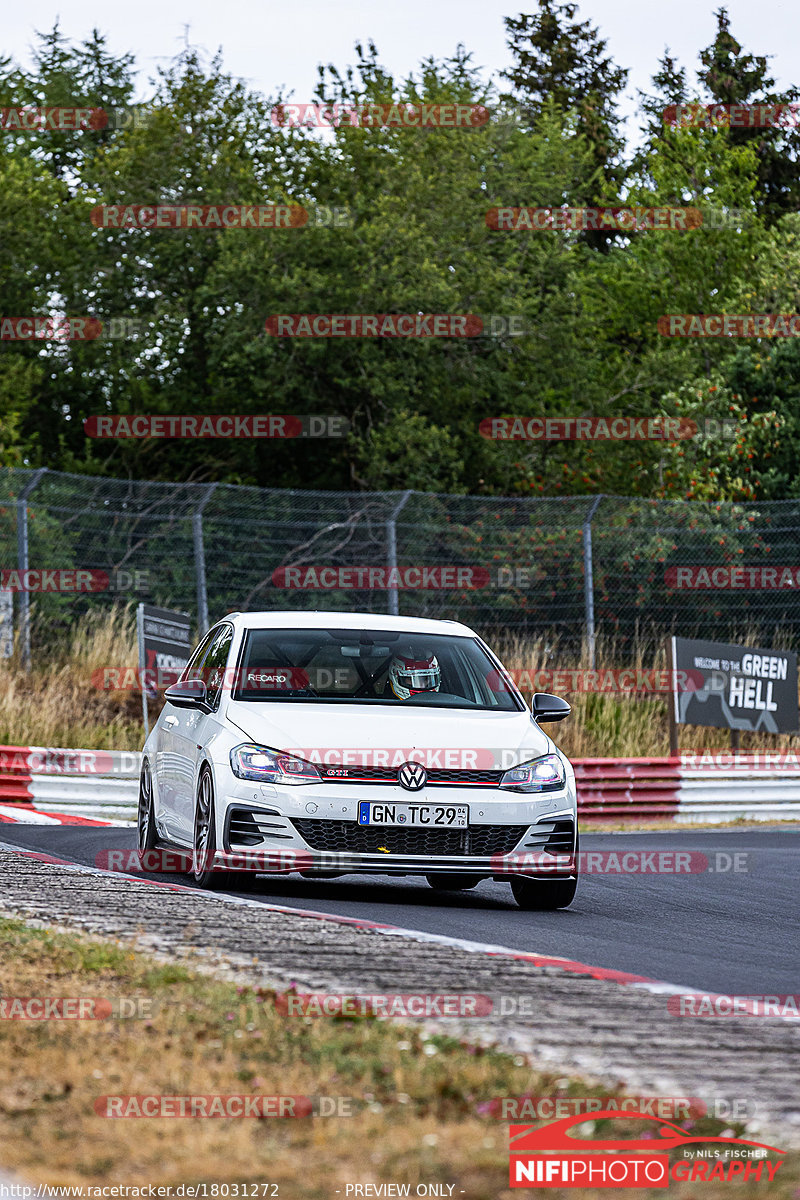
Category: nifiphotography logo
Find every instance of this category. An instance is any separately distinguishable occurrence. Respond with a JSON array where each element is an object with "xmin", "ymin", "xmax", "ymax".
[{"xmin": 508, "ymin": 1111, "xmax": 784, "ymax": 1188}]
